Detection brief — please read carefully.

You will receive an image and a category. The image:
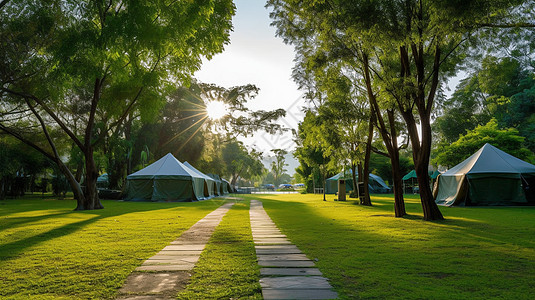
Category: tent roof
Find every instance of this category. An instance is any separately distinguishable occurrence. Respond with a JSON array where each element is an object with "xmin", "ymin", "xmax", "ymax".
[
  {"xmin": 327, "ymin": 170, "xmax": 389, "ymax": 189},
  {"xmin": 207, "ymin": 173, "xmax": 222, "ymax": 182},
  {"xmin": 183, "ymin": 161, "xmax": 215, "ymax": 182},
  {"xmin": 402, "ymin": 170, "xmax": 417, "ymax": 181},
  {"xmin": 430, "ymin": 170, "xmax": 441, "ymax": 179},
  {"xmin": 127, "ymin": 153, "xmax": 201, "ymax": 179},
  {"xmin": 443, "ymin": 143, "xmax": 535, "ymax": 176}
]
